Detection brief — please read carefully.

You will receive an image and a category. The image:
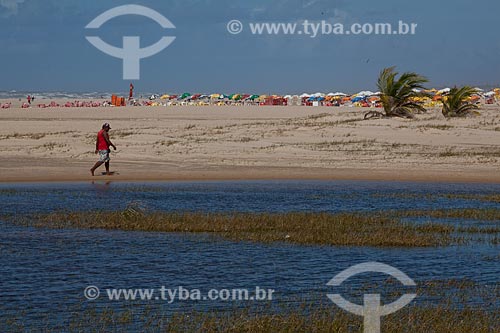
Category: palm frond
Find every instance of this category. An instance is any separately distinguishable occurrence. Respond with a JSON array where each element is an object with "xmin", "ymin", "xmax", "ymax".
[
  {"xmin": 375, "ymin": 67, "xmax": 428, "ymax": 118},
  {"xmin": 442, "ymin": 86, "xmax": 480, "ymax": 117}
]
